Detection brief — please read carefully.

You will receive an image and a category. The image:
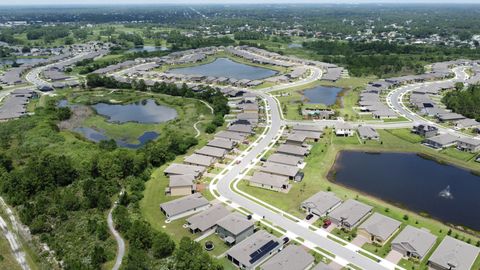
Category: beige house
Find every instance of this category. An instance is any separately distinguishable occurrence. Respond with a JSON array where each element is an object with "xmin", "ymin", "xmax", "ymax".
[
  {"xmin": 166, "ymin": 175, "xmax": 196, "ymax": 196},
  {"xmin": 357, "ymin": 213, "xmax": 401, "ymax": 246}
]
